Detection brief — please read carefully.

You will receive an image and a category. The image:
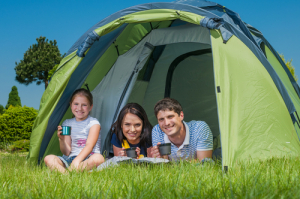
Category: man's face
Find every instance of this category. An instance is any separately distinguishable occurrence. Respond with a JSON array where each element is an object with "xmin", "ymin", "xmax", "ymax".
[{"xmin": 157, "ymin": 110, "xmax": 184, "ymax": 137}]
